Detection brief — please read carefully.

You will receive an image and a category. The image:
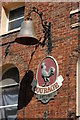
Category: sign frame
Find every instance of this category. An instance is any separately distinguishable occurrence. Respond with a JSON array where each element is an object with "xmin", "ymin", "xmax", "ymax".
[{"xmin": 31, "ymin": 56, "xmax": 63, "ymax": 103}]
